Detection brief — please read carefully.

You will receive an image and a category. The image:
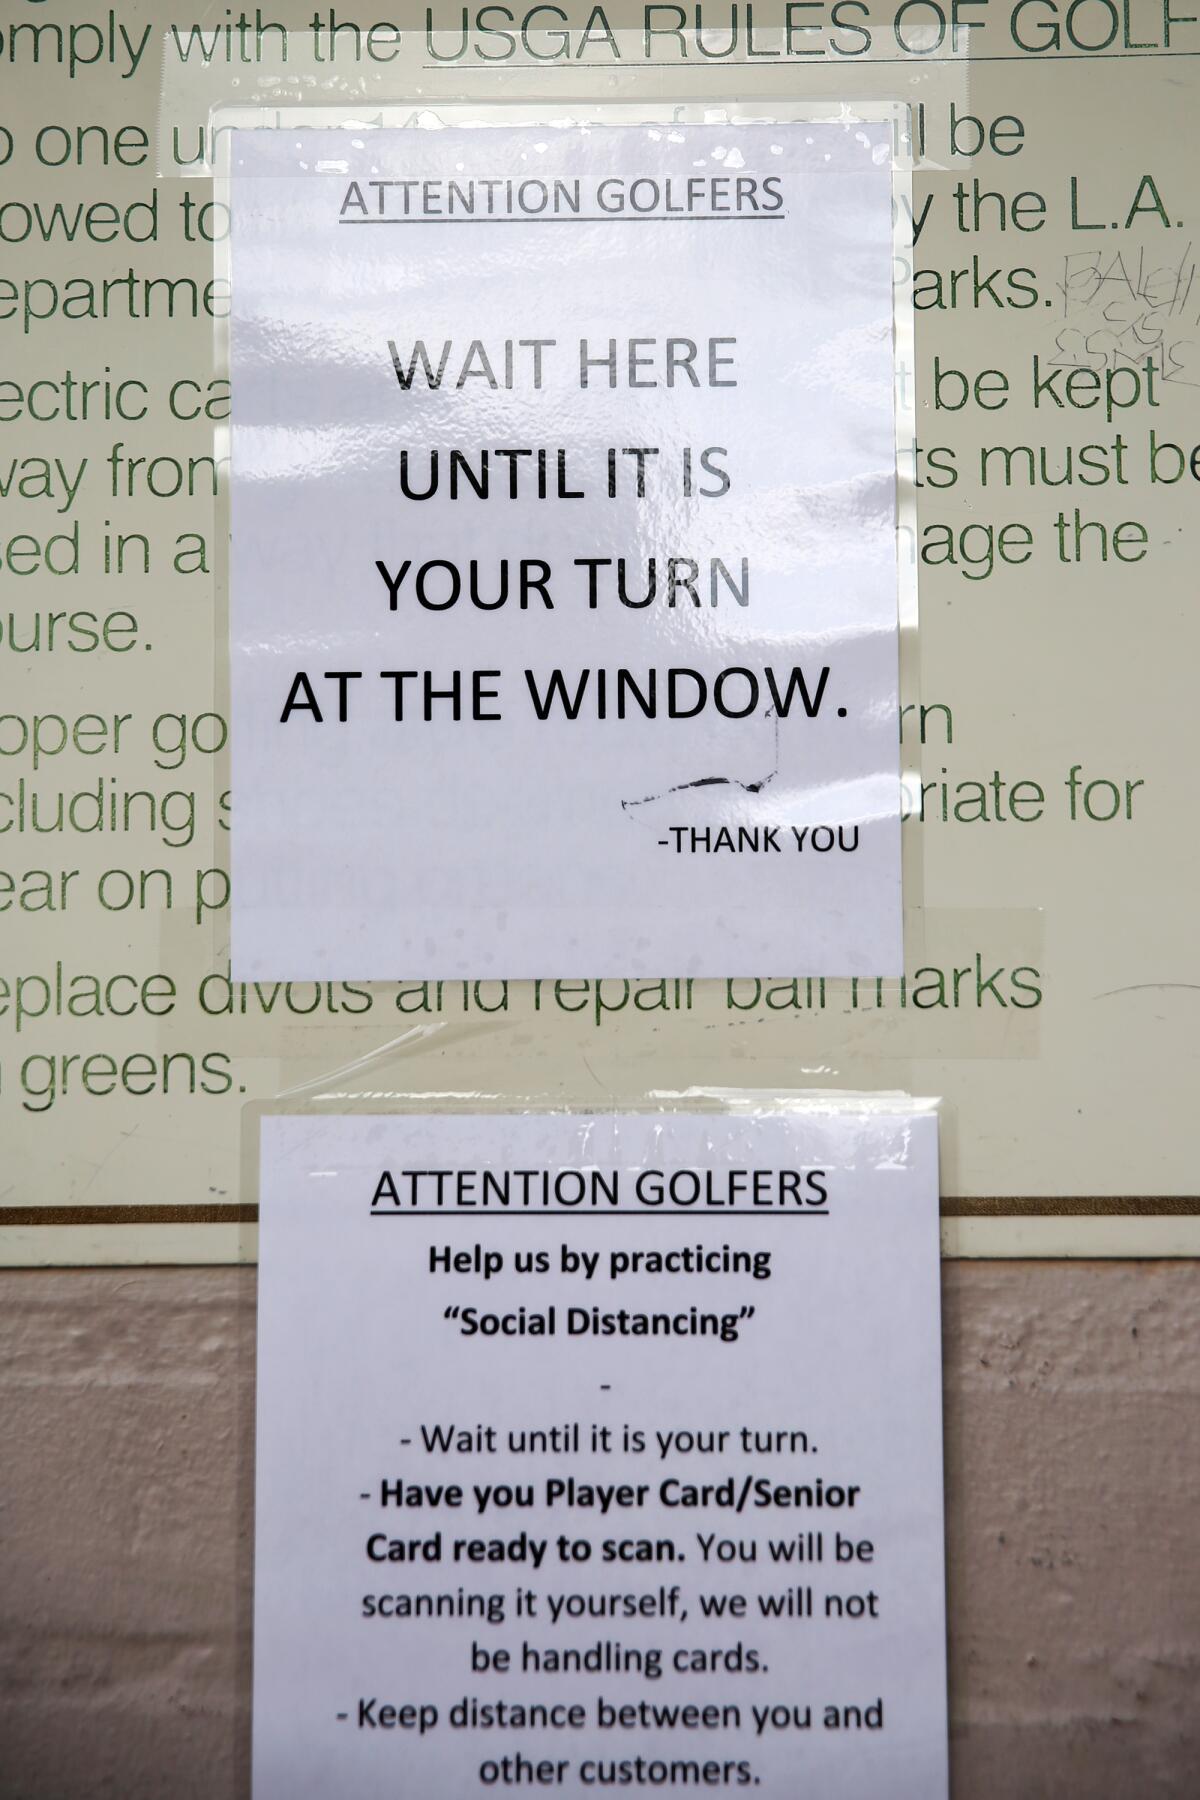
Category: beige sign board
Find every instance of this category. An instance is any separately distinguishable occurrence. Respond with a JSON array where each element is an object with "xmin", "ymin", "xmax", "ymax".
[{"xmin": 0, "ymin": 10, "xmax": 1197, "ymax": 1261}]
